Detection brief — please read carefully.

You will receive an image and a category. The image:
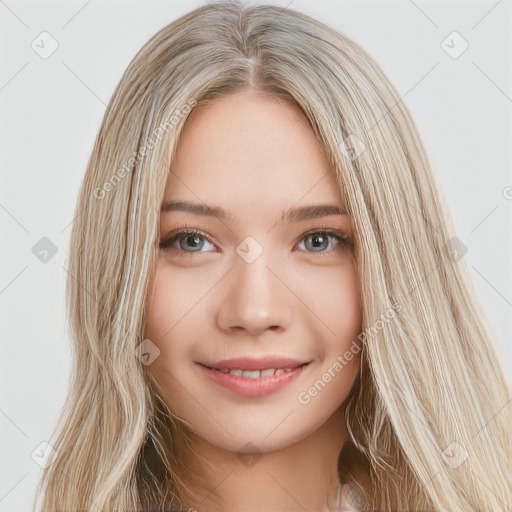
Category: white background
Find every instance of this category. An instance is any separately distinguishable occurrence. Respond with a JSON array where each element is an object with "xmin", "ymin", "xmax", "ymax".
[{"xmin": 1, "ymin": 1, "xmax": 511, "ymax": 510}]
